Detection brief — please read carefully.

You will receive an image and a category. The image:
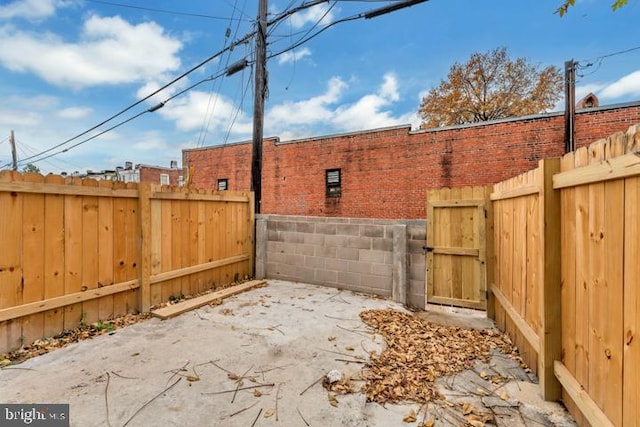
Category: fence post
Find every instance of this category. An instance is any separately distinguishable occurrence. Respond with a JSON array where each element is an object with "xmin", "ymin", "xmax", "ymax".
[
  {"xmin": 538, "ymin": 158, "xmax": 562, "ymax": 401},
  {"xmin": 484, "ymin": 185, "xmax": 496, "ymax": 320},
  {"xmin": 138, "ymin": 183, "xmax": 152, "ymax": 313}
]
